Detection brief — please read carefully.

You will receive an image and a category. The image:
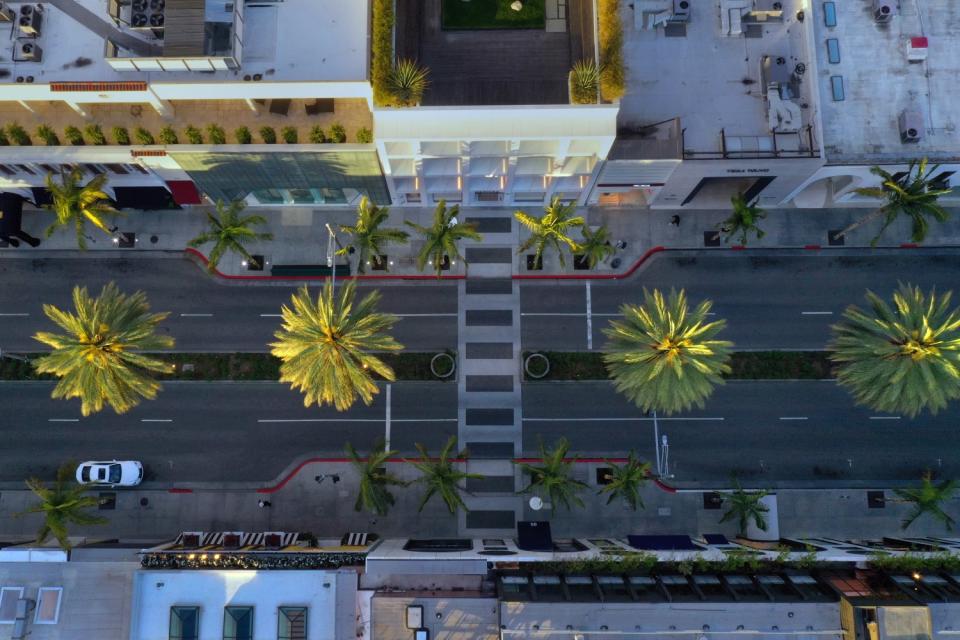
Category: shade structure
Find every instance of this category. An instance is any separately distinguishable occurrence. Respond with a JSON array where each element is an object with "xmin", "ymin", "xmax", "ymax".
[
  {"xmin": 165, "ymin": 180, "xmax": 203, "ymax": 205},
  {"xmin": 516, "ymin": 521, "xmax": 552, "ymax": 551}
]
